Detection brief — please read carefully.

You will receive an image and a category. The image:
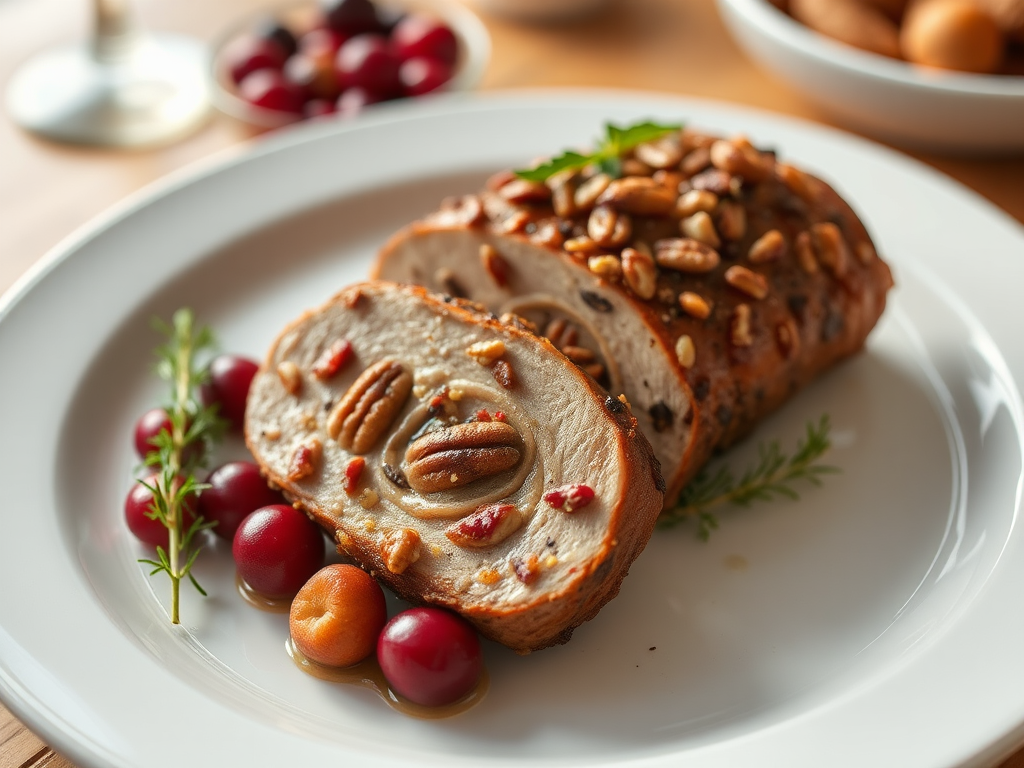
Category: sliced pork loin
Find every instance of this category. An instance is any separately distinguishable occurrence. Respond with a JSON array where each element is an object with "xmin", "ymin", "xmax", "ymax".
[
  {"xmin": 245, "ymin": 281, "xmax": 664, "ymax": 653},
  {"xmin": 374, "ymin": 128, "xmax": 894, "ymax": 504}
]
